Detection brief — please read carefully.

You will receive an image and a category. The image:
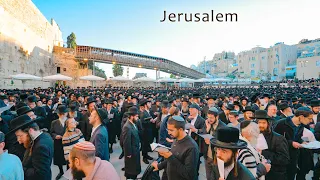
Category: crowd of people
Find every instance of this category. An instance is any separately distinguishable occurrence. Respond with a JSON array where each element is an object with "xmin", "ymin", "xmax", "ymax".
[{"xmin": 0, "ymin": 85, "xmax": 319, "ymax": 180}]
